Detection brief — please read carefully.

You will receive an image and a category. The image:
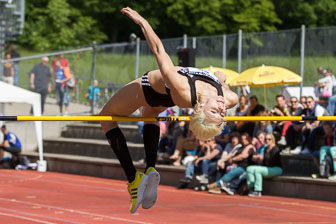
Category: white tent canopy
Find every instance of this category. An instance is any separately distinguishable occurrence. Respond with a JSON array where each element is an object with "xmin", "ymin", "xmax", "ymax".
[
  {"xmin": 0, "ymin": 81, "xmax": 43, "ymax": 164},
  {"xmin": 283, "ymin": 86, "xmax": 316, "ymax": 100}
]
